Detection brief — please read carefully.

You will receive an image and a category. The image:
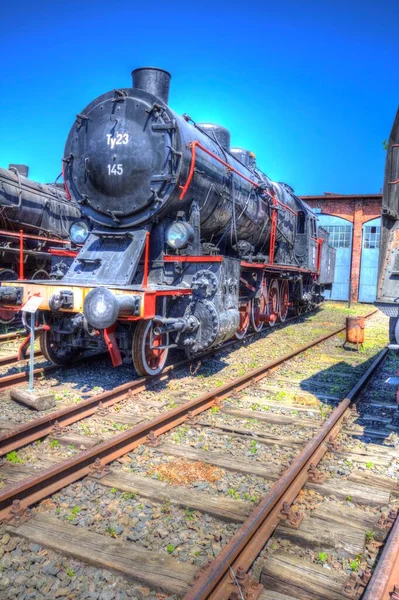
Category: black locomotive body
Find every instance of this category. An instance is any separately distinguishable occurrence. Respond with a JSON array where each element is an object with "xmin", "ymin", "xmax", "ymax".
[
  {"xmin": 0, "ymin": 68, "xmax": 335, "ymax": 374},
  {"xmin": 376, "ymin": 108, "xmax": 399, "ymax": 346},
  {"xmin": 0, "ymin": 167, "xmax": 82, "ymax": 323},
  {"xmin": 0, "ymin": 166, "xmax": 82, "ymax": 278}
]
